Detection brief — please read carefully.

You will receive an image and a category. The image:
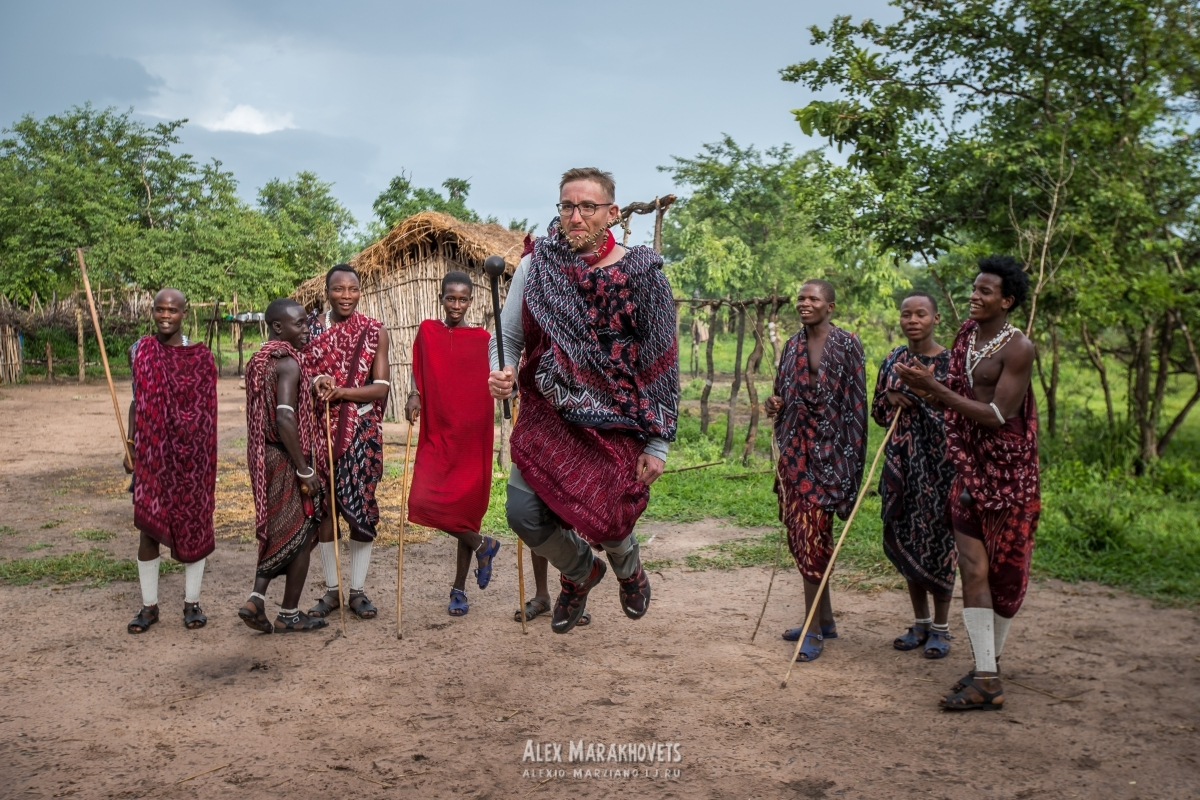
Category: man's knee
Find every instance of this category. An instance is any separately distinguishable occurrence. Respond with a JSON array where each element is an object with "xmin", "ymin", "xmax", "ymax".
[{"xmin": 505, "ymin": 485, "xmax": 558, "ymax": 548}]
